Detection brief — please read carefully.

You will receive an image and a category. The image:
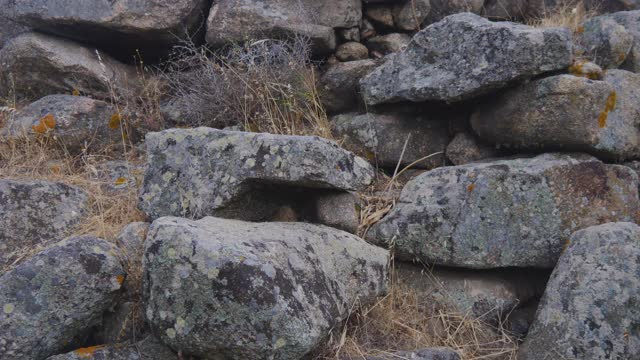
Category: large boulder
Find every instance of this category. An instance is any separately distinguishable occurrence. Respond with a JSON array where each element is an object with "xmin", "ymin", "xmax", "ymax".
[
  {"xmin": 3, "ymin": 0, "xmax": 210, "ymax": 59},
  {"xmin": 205, "ymin": 0, "xmax": 361, "ymax": 55},
  {"xmin": 331, "ymin": 112, "xmax": 450, "ymax": 169},
  {"xmin": 518, "ymin": 222, "xmax": 640, "ymax": 359},
  {"xmin": 320, "ymin": 59, "xmax": 379, "ymax": 114},
  {"xmin": 46, "ymin": 336, "xmax": 177, "ymax": 360},
  {"xmin": 0, "ymin": 236, "xmax": 125, "ymax": 360},
  {"xmin": 360, "ymin": 13, "xmax": 572, "ymax": 105},
  {"xmin": 2, "ymin": 95, "xmax": 128, "ymax": 154},
  {"xmin": 367, "ymin": 153, "xmax": 640, "ymax": 269},
  {"xmin": 471, "ymin": 71, "xmax": 640, "ymax": 161},
  {"xmin": 0, "ymin": 32, "xmax": 136, "ymax": 101},
  {"xmin": 139, "ymin": 128, "xmax": 375, "ymax": 221},
  {"xmin": 580, "ymin": 15, "xmax": 634, "ymax": 69},
  {"xmin": 143, "ymin": 216, "xmax": 389, "ymax": 360},
  {"xmin": 0, "ymin": 179, "xmax": 89, "ymax": 270}
]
